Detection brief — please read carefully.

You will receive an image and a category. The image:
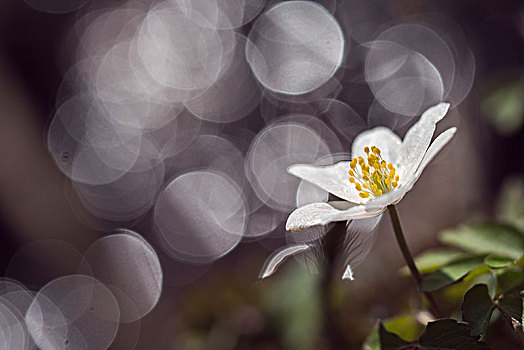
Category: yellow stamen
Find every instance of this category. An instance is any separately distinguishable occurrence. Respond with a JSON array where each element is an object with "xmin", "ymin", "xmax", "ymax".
[{"xmin": 348, "ymin": 146, "xmax": 400, "ymax": 198}]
